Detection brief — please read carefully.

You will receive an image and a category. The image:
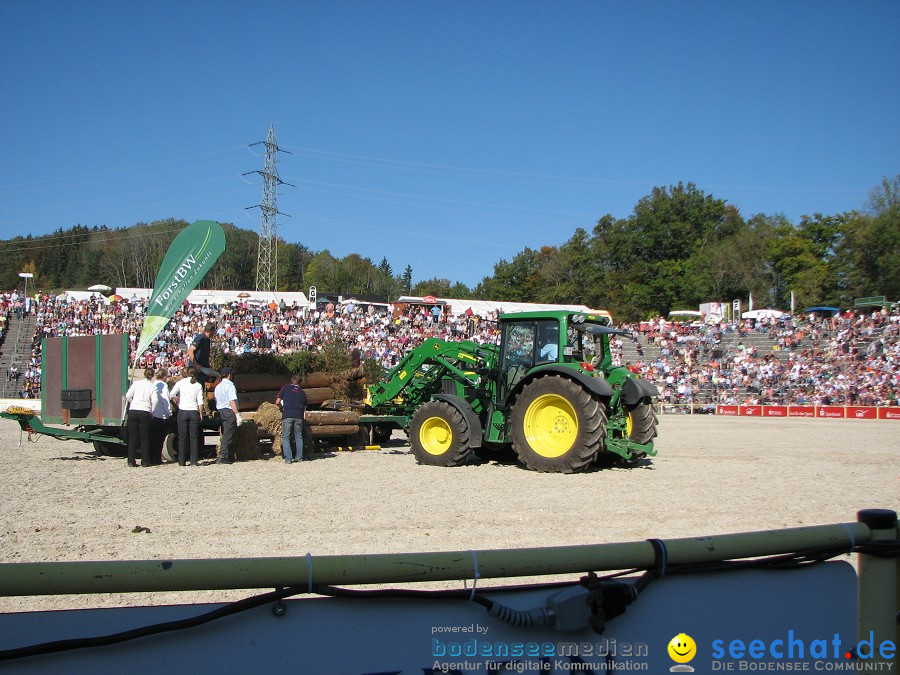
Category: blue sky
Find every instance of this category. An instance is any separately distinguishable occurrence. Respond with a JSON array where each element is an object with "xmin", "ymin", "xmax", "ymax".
[{"xmin": 1, "ymin": 2, "xmax": 897, "ymax": 288}]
